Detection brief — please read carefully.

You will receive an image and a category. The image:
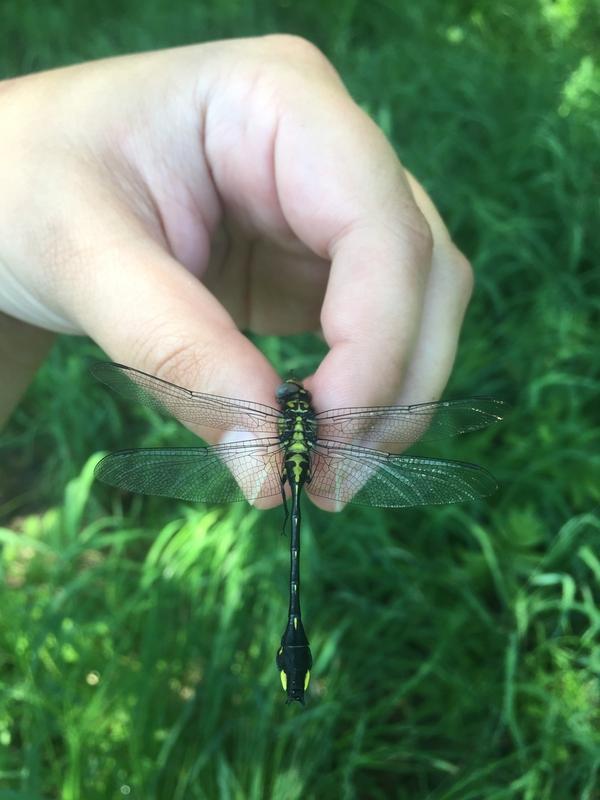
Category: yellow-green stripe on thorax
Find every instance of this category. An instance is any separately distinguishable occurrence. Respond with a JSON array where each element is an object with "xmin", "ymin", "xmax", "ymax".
[{"xmin": 282, "ymin": 397, "xmax": 311, "ymax": 487}]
